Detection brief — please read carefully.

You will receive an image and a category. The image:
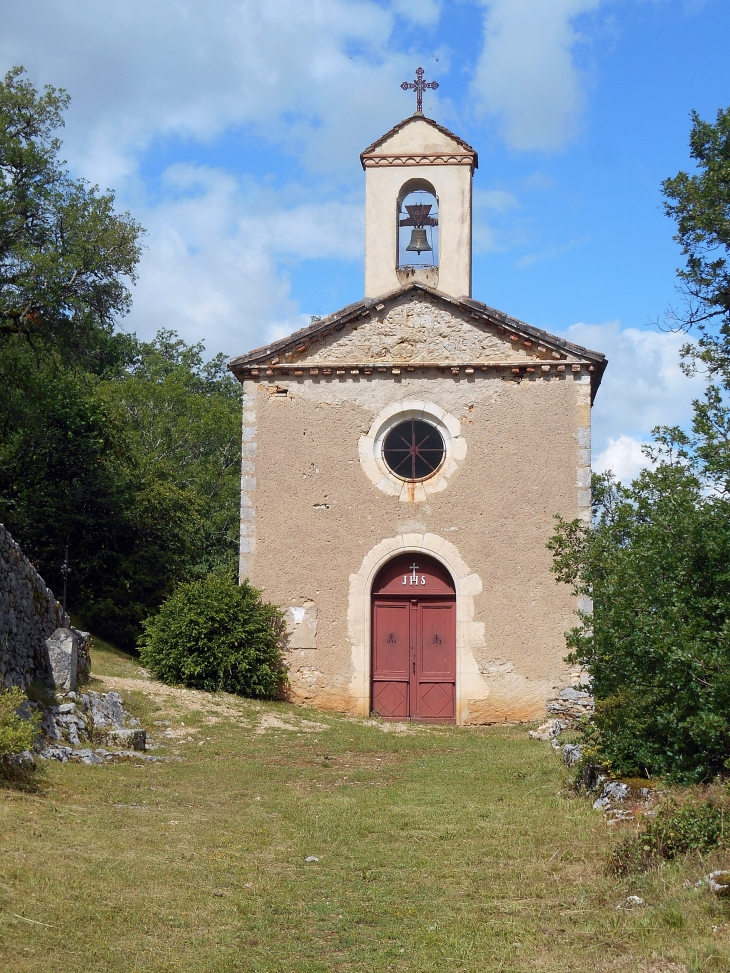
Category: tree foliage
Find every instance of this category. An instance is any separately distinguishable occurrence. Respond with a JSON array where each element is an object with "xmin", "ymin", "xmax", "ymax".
[
  {"xmin": 550, "ymin": 105, "xmax": 730, "ymax": 783},
  {"xmin": 139, "ymin": 574, "xmax": 287, "ymax": 699},
  {"xmin": 0, "ymin": 66, "xmax": 143, "ymax": 360},
  {"xmin": 0, "ymin": 333, "xmax": 241, "ymax": 650},
  {"xmin": 0, "ymin": 688, "xmax": 40, "ymax": 780},
  {"xmin": 0, "ymin": 67, "xmax": 241, "ymax": 650},
  {"xmin": 550, "ymin": 459, "xmax": 730, "ymax": 783},
  {"xmin": 662, "ymin": 105, "xmax": 730, "ymax": 376}
]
